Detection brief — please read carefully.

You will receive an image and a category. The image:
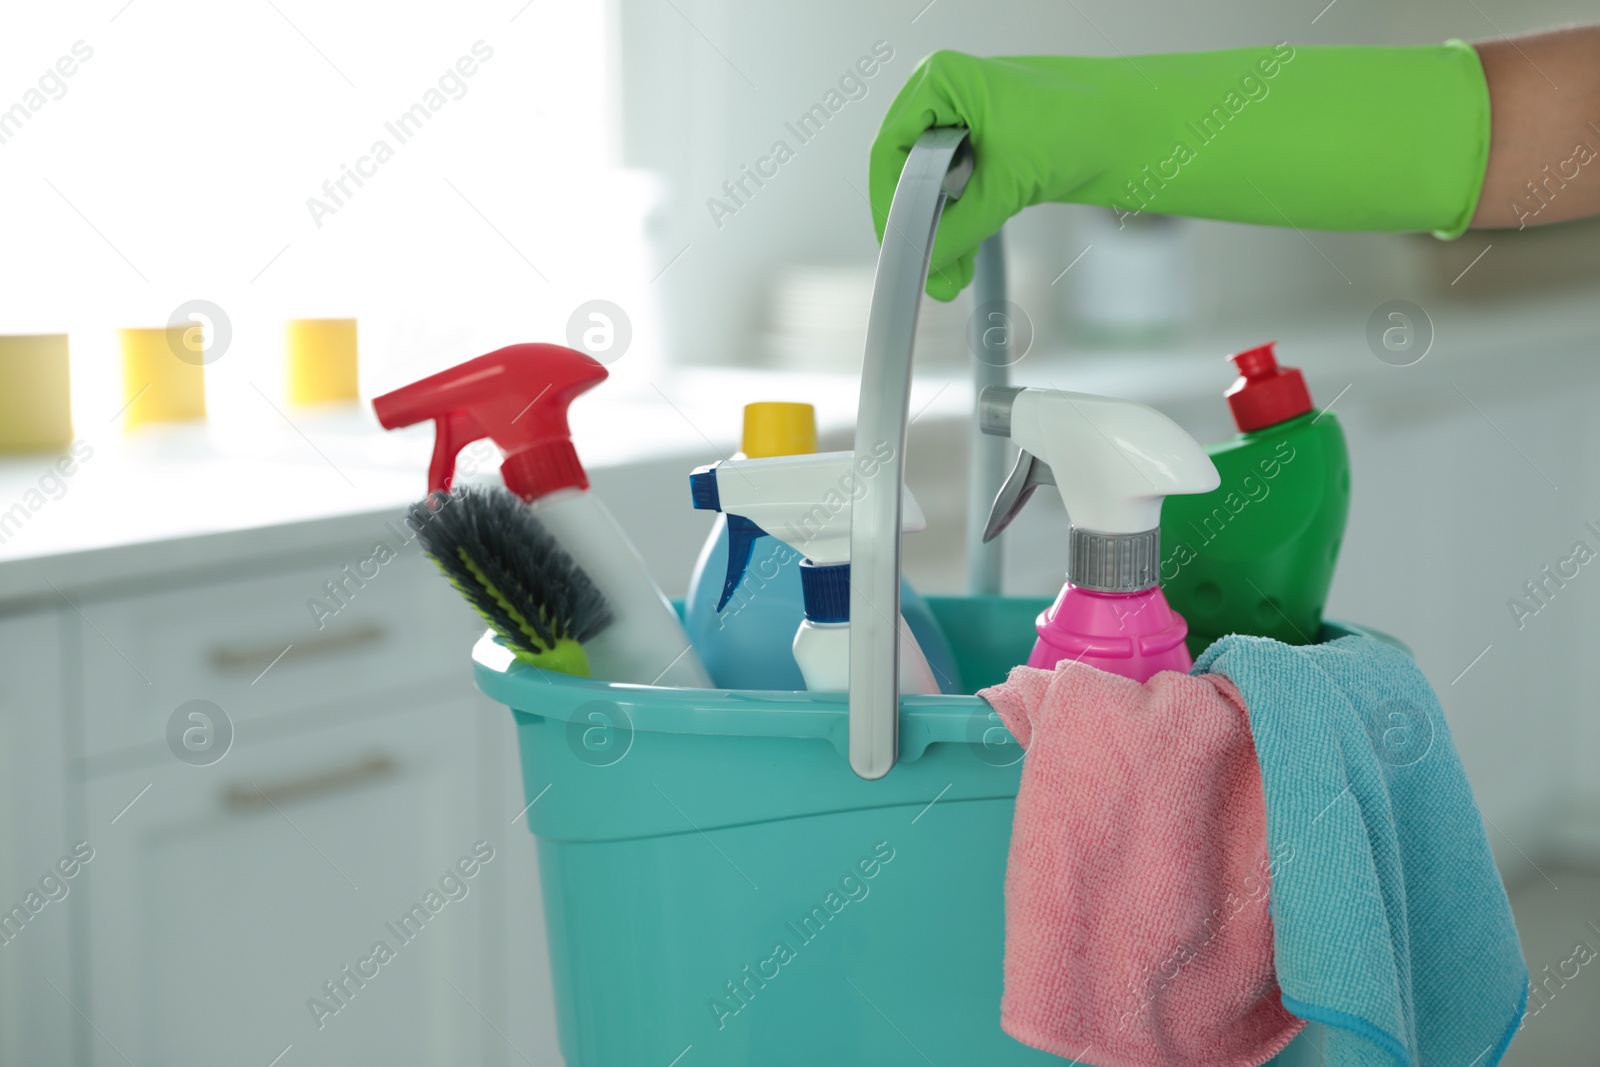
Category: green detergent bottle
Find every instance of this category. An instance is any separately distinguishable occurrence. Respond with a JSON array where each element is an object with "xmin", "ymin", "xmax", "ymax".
[{"xmin": 1159, "ymin": 342, "xmax": 1350, "ymax": 656}]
